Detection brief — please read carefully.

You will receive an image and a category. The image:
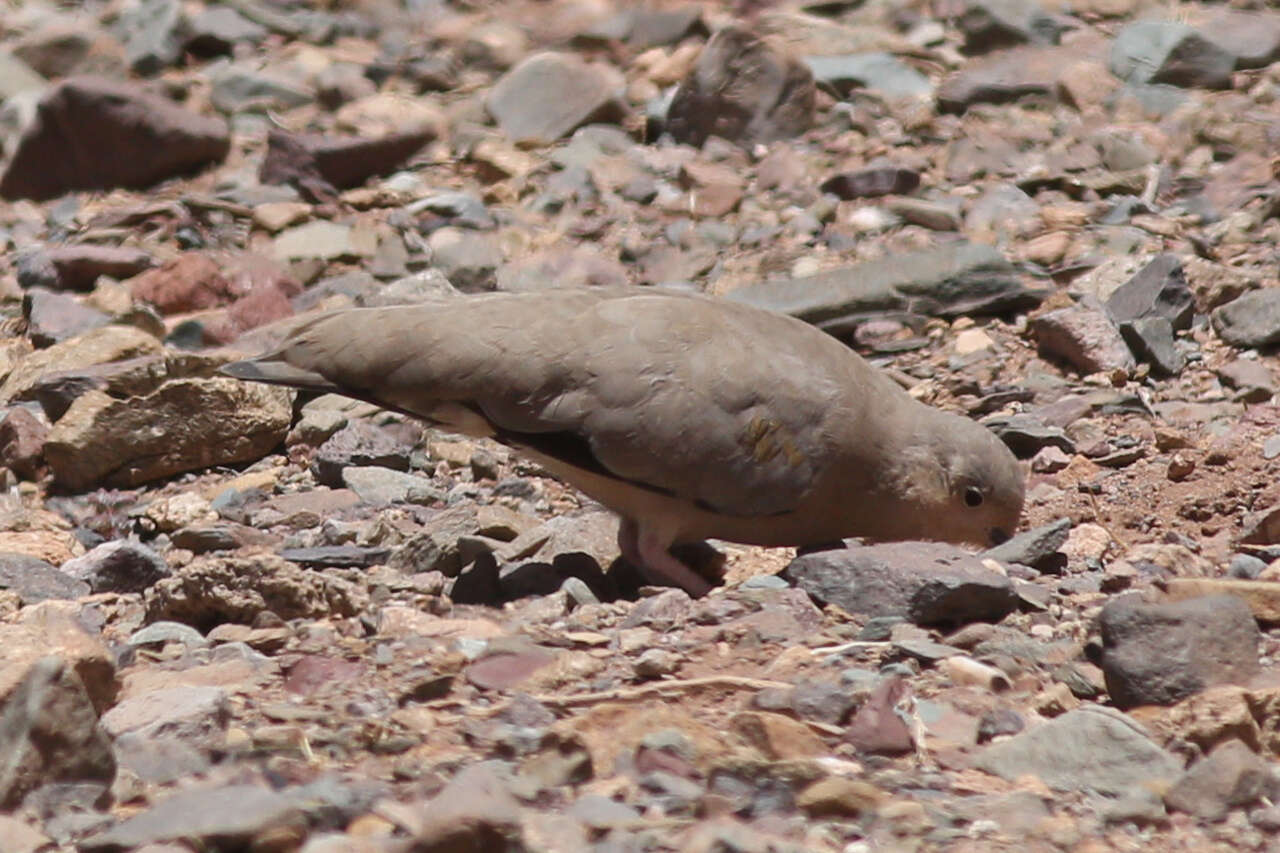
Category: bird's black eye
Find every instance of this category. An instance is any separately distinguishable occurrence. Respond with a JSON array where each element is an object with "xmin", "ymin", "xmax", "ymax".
[{"xmin": 964, "ymin": 486, "xmax": 984, "ymax": 507}]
